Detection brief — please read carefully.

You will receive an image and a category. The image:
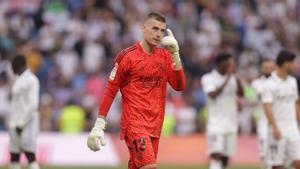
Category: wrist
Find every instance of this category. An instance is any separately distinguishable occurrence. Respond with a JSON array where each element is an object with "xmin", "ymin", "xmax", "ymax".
[
  {"xmin": 272, "ymin": 124, "xmax": 278, "ymax": 131},
  {"xmin": 171, "ymin": 52, "xmax": 182, "ymax": 70},
  {"xmin": 173, "ymin": 62, "xmax": 182, "ymax": 70},
  {"xmin": 94, "ymin": 117, "xmax": 107, "ymax": 130}
]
